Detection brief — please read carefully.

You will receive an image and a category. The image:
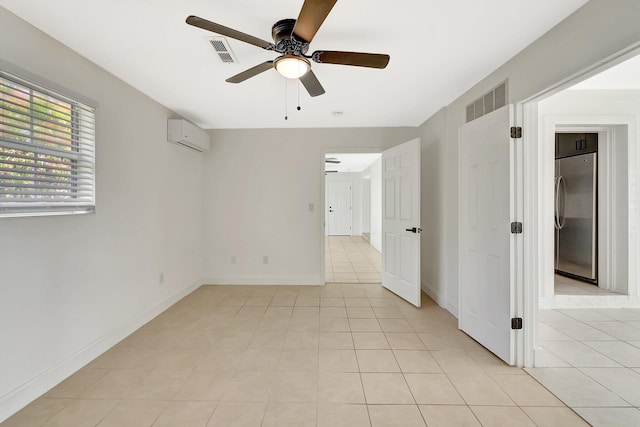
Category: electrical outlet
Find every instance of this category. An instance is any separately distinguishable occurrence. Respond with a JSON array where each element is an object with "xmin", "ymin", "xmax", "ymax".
[
  {"xmin": 159, "ymin": 272, "xmax": 164, "ymax": 284},
  {"xmin": 263, "ymin": 255, "xmax": 269, "ymax": 264},
  {"xmin": 231, "ymin": 256, "xmax": 236, "ymax": 264}
]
